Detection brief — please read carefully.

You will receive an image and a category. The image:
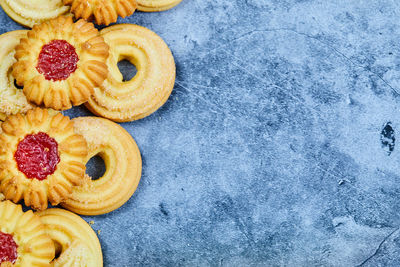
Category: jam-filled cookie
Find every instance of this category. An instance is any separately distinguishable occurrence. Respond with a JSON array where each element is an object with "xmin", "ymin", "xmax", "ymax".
[
  {"xmin": 86, "ymin": 24, "xmax": 175, "ymax": 122},
  {"xmin": 0, "ymin": 0, "xmax": 70, "ymax": 28},
  {"xmin": 63, "ymin": 0, "xmax": 137, "ymax": 25},
  {"xmin": 13, "ymin": 16, "xmax": 109, "ymax": 110},
  {"xmin": 36, "ymin": 208, "xmax": 103, "ymax": 267},
  {"xmin": 0, "ymin": 108, "xmax": 88, "ymax": 211},
  {"xmin": 136, "ymin": 0, "xmax": 182, "ymax": 12},
  {"xmin": 0, "ymin": 200, "xmax": 55, "ymax": 266},
  {"xmin": 62, "ymin": 117, "xmax": 141, "ymax": 215},
  {"xmin": 0, "ymin": 30, "xmax": 33, "ymax": 121}
]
